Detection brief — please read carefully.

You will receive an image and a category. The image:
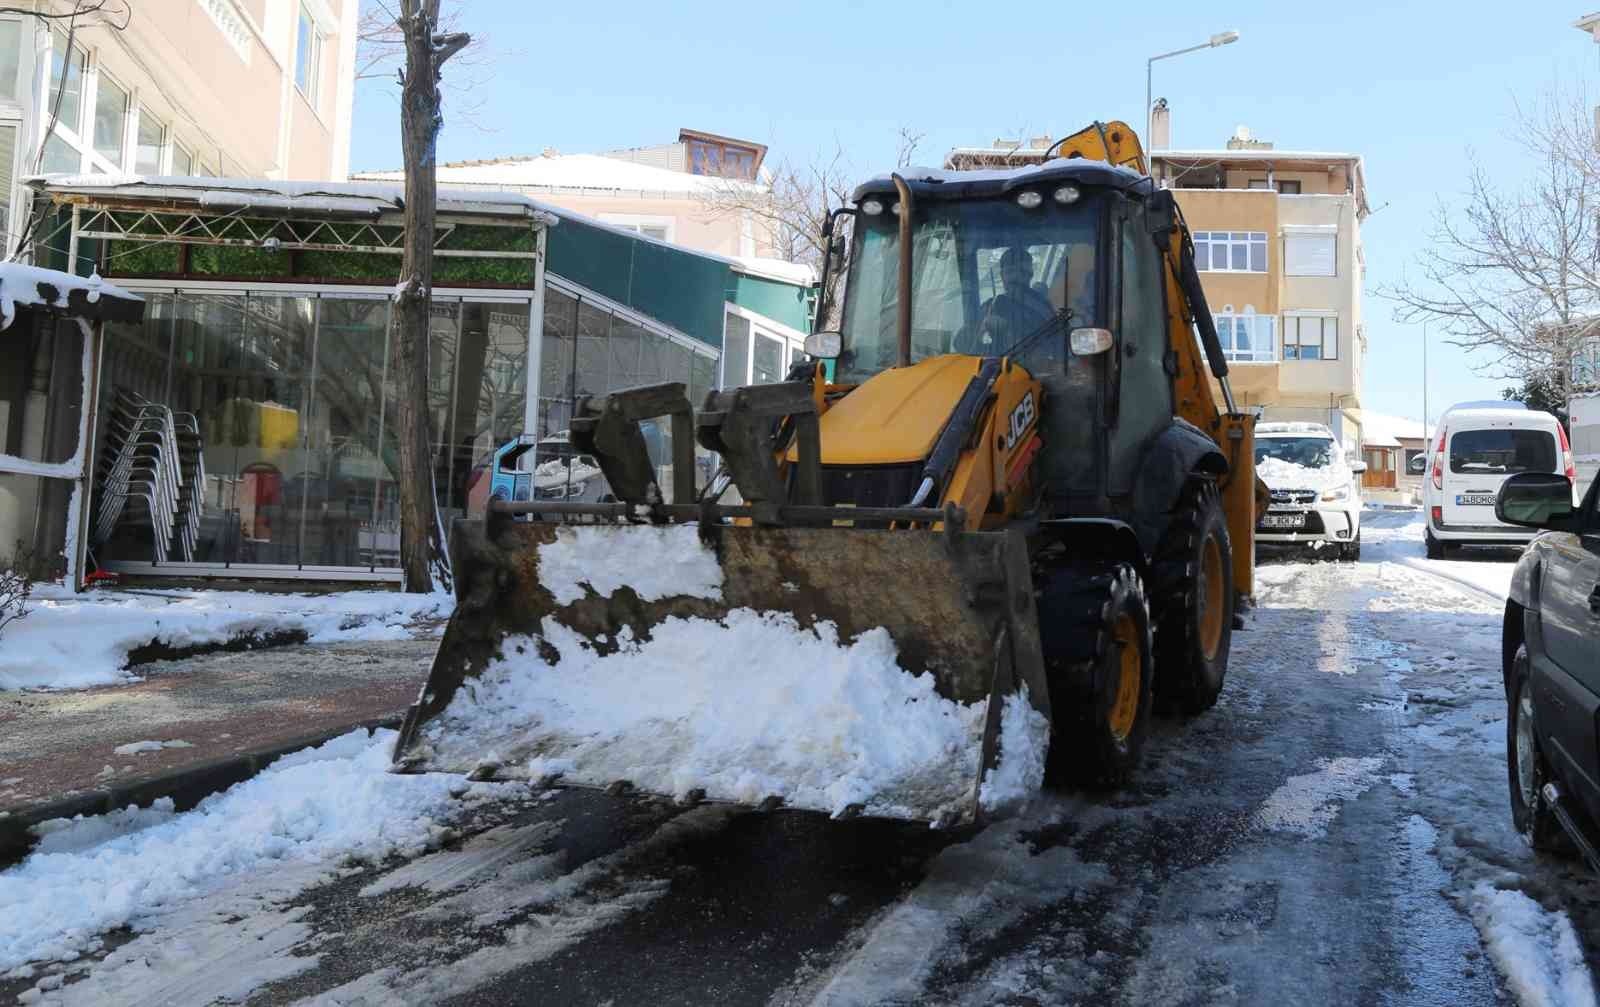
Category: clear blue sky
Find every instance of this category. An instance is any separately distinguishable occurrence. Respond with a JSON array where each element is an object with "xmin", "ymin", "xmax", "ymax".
[{"xmin": 349, "ymin": 0, "xmax": 1600, "ymax": 427}]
